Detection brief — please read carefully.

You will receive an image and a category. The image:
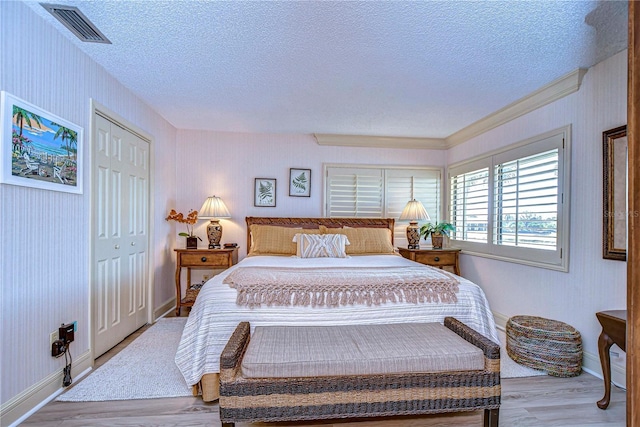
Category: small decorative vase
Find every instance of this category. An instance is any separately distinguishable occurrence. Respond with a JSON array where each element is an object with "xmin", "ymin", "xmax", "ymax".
[
  {"xmin": 406, "ymin": 221, "xmax": 420, "ymax": 249},
  {"xmin": 207, "ymin": 219, "xmax": 223, "ymax": 249},
  {"xmin": 431, "ymin": 234, "xmax": 444, "ymax": 249},
  {"xmin": 186, "ymin": 236, "xmax": 198, "ymax": 249}
]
